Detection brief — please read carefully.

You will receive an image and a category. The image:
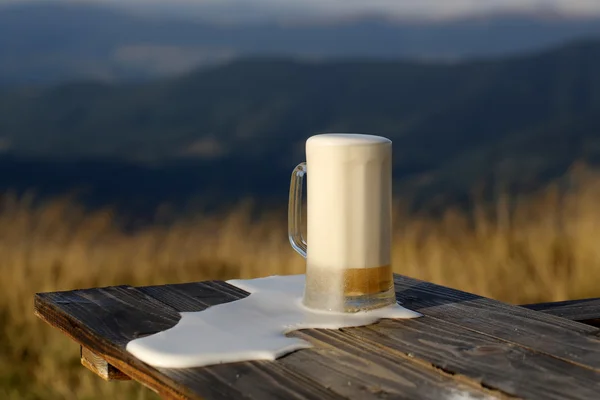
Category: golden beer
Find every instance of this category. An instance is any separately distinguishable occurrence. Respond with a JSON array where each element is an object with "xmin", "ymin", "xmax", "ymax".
[{"xmin": 343, "ymin": 265, "xmax": 393, "ymax": 297}]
